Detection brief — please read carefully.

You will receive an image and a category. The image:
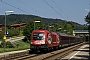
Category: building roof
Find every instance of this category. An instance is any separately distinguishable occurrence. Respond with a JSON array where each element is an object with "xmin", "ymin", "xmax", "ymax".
[
  {"xmin": 73, "ymin": 30, "xmax": 89, "ymax": 34},
  {"xmin": 11, "ymin": 24, "xmax": 21, "ymax": 27},
  {"xmin": 74, "ymin": 30, "xmax": 88, "ymax": 32},
  {"xmin": 11, "ymin": 23, "xmax": 26, "ymax": 27}
]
